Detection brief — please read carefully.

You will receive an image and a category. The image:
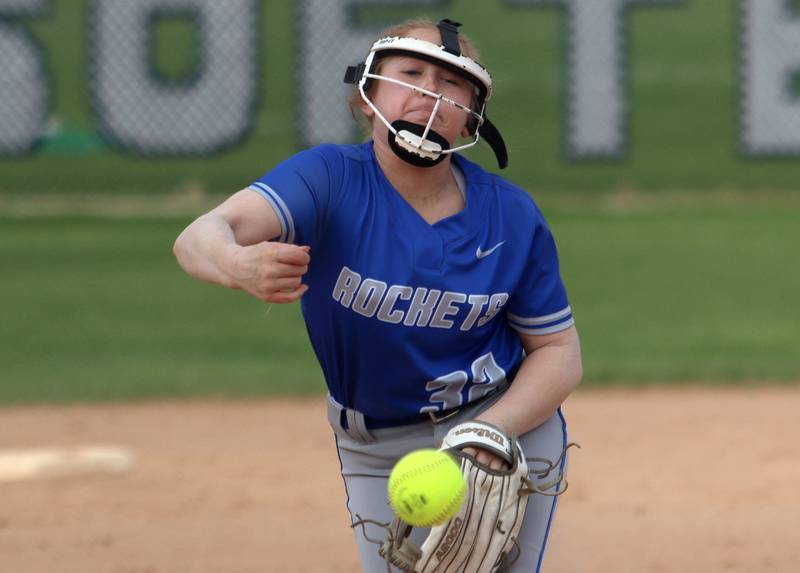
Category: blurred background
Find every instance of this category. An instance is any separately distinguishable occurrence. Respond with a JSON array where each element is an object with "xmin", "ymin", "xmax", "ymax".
[{"xmin": 2, "ymin": 0, "xmax": 798, "ymax": 405}]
